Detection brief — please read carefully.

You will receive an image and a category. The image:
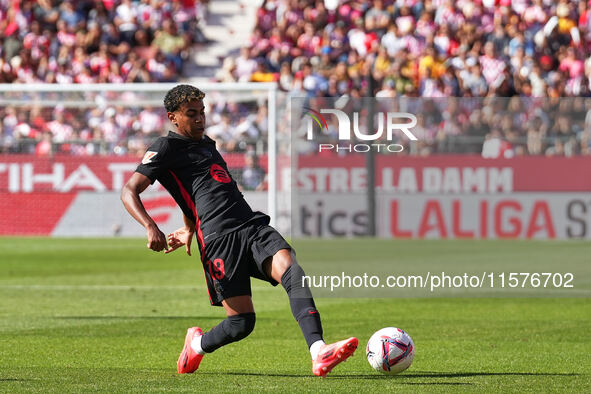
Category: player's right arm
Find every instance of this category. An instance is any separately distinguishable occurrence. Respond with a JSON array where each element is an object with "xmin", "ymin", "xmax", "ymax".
[{"xmin": 121, "ymin": 172, "xmax": 169, "ymax": 252}]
